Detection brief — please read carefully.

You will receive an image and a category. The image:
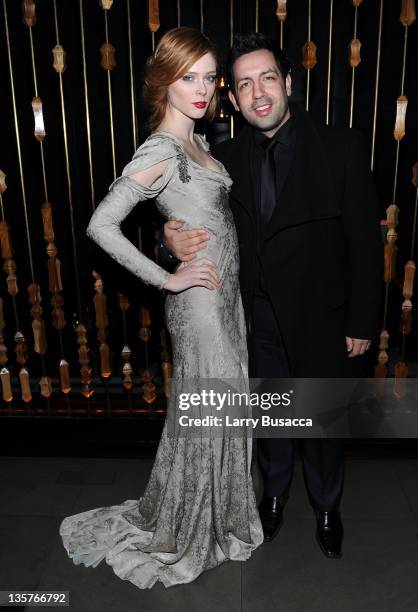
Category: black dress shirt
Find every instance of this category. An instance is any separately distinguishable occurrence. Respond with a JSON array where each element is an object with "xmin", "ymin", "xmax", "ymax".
[{"xmin": 251, "ymin": 115, "xmax": 296, "ymax": 297}]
